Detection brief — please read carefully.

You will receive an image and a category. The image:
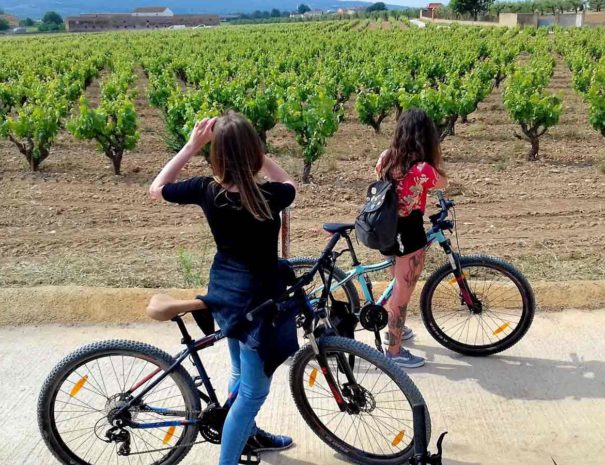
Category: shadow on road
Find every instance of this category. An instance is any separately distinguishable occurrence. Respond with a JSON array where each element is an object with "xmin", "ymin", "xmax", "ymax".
[
  {"xmin": 262, "ymin": 449, "xmax": 481, "ymax": 465},
  {"xmin": 409, "ymin": 342, "xmax": 605, "ymax": 401}
]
